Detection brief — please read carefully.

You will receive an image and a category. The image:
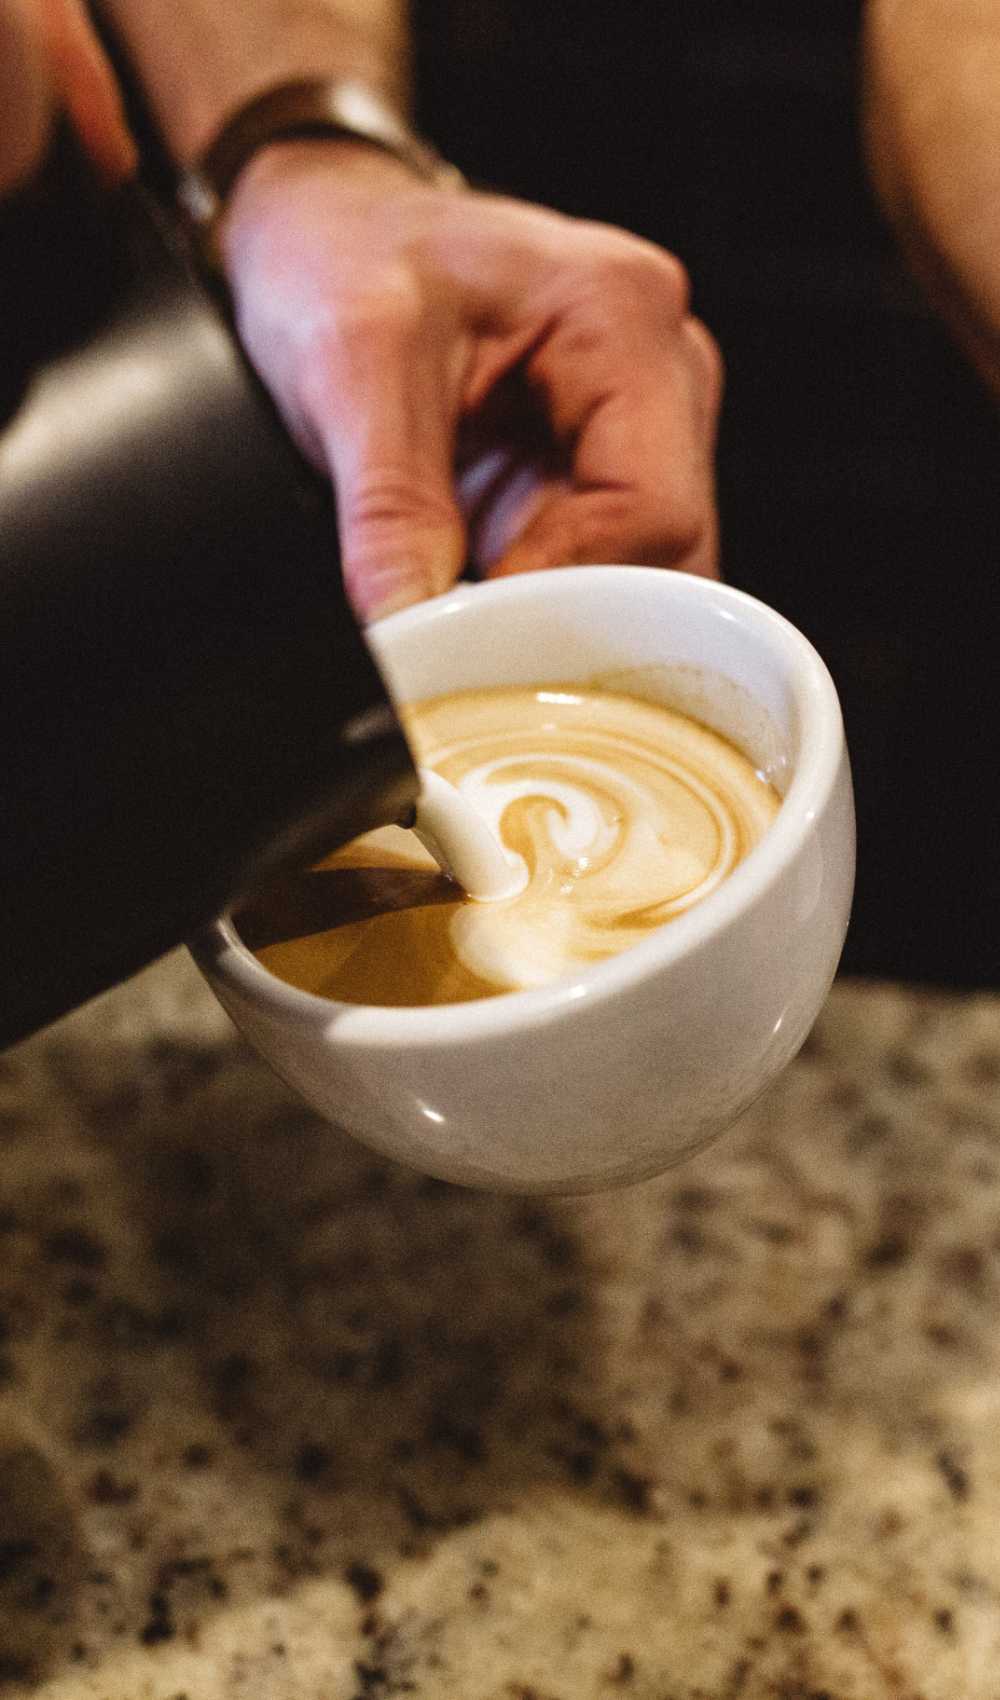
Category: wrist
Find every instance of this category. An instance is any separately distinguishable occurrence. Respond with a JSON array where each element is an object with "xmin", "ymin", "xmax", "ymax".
[
  {"xmin": 220, "ymin": 134, "xmax": 426, "ymax": 250},
  {"xmin": 100, "ymin": 0, "xmax": 409, "ymax": 170},
  {"xmin": 233, "ymin": 132, "xmax": 424, "ymax": 199},
  {"xmin": 177, "ymin": 59, "xmax": 400, "ymax": 170},
  {"xmin": 179, "ymin": 77, "xmax": 464, "ymax": 266}
]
